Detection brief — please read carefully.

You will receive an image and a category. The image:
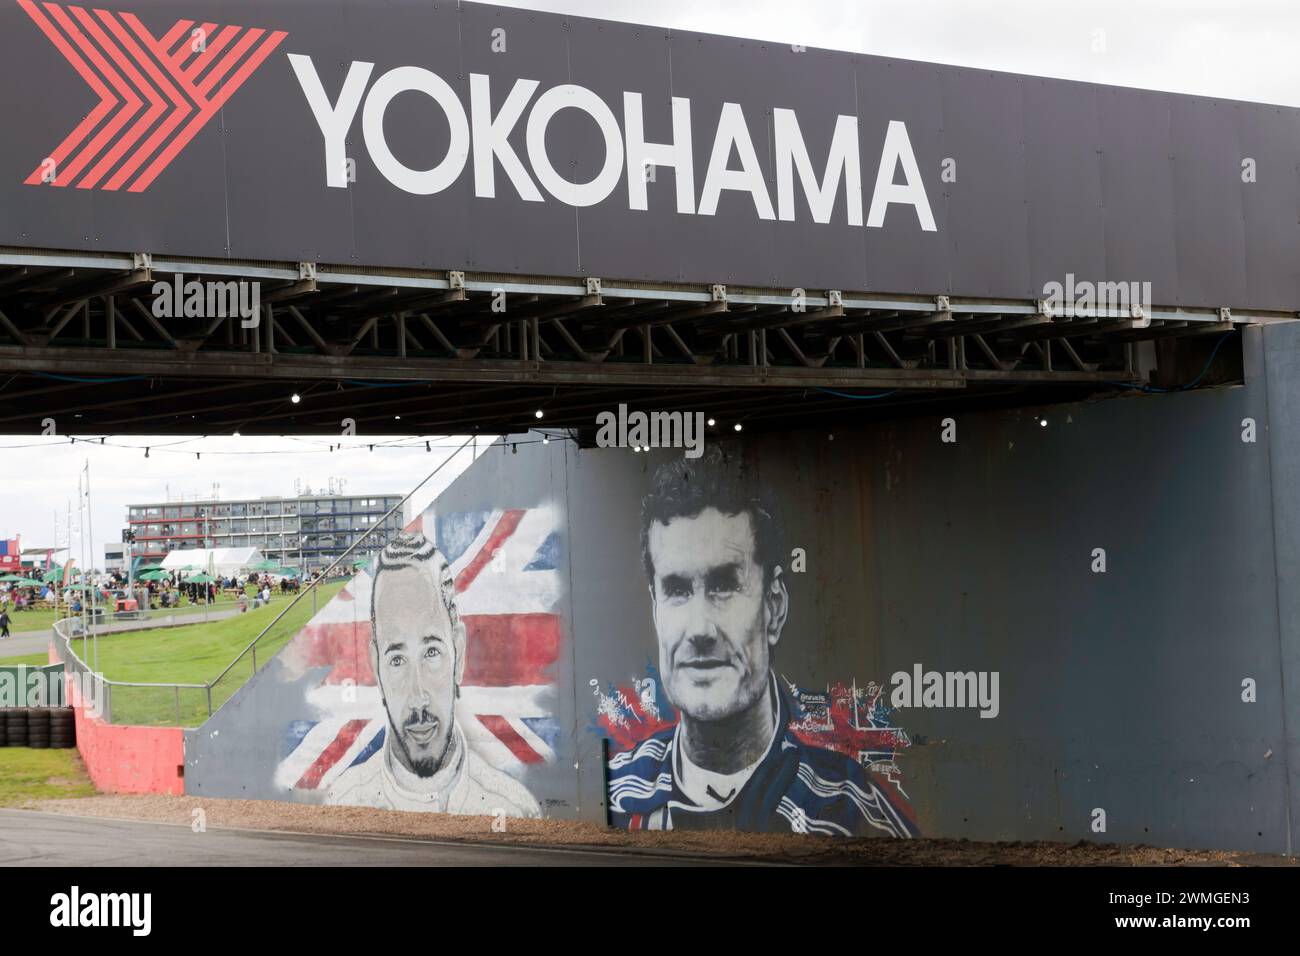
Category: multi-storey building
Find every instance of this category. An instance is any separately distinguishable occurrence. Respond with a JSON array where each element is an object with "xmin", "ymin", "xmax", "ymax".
[{"xmin": 122, "ymin": 493, "xmax": 407, "ymax": 572}]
